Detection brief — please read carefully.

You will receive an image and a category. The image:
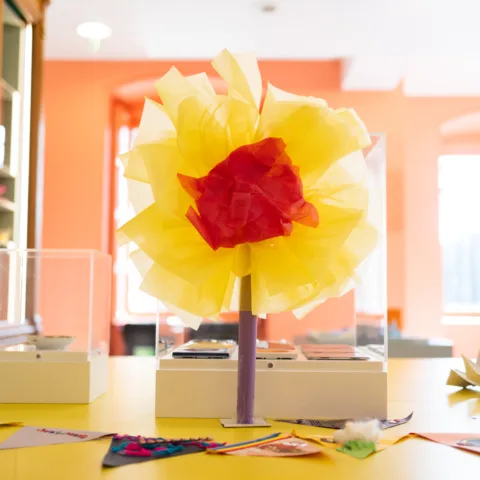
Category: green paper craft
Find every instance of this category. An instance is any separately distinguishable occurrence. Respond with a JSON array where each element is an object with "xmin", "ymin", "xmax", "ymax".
[{"xmin": 337, "ymin": 440, "xmax": 376, "ymax": 459}]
